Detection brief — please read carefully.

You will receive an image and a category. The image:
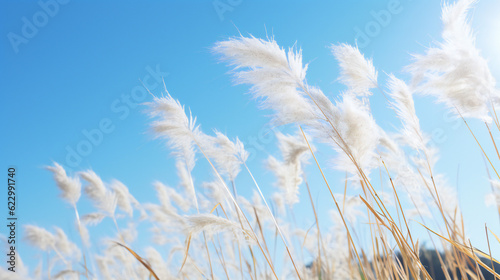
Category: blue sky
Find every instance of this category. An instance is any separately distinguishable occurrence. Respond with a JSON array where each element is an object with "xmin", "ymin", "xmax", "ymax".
[{"xmin": 2, "ymin": 0, "xmax": 500, "ymax": 274}]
